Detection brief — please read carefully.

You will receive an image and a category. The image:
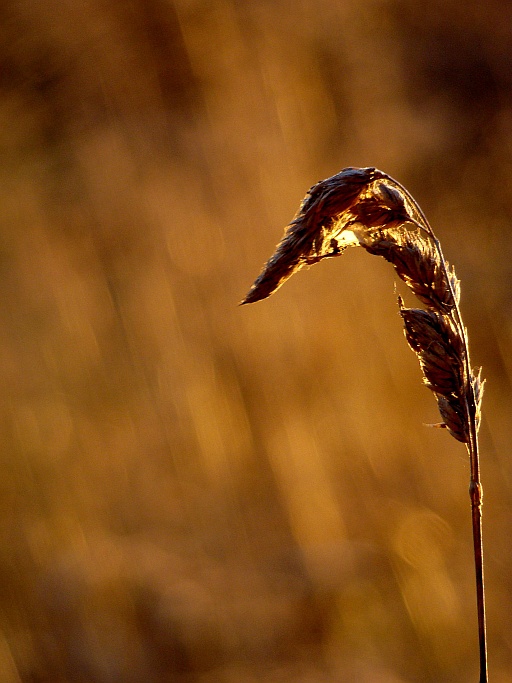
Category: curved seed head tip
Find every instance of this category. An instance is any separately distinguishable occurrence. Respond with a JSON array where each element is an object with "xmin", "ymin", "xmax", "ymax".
[
  {"xmin": 242, "ymin": 167, "xmax": 378, "ymax": 304},
  {"xmin": 242, "ymin": 167, "xmax": 455, "ymax": 309}
]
